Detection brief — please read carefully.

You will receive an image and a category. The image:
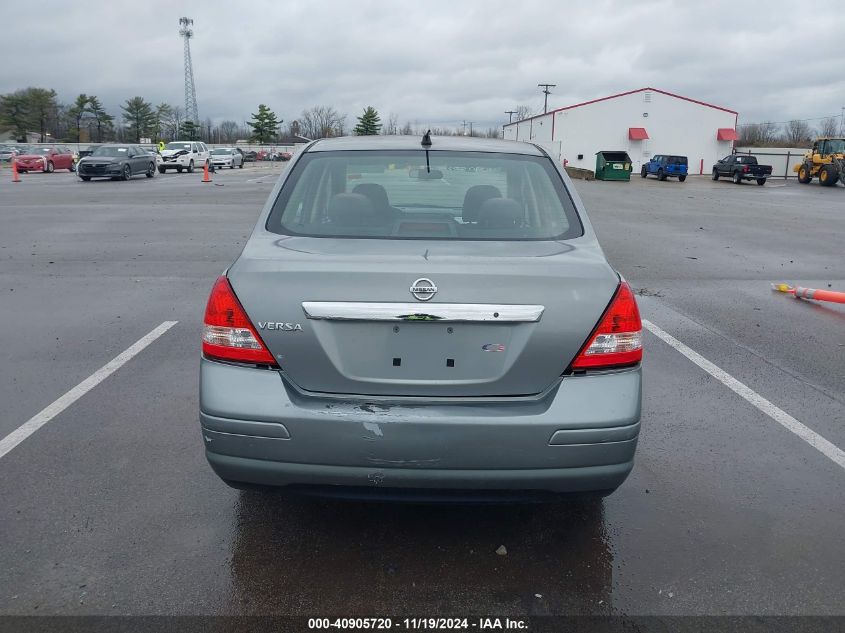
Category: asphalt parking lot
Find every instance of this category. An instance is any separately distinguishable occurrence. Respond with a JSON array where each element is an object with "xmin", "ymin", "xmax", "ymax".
[{"xmin": 0, "ymin": 164, "xmax": 843, "ymax": 617}]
